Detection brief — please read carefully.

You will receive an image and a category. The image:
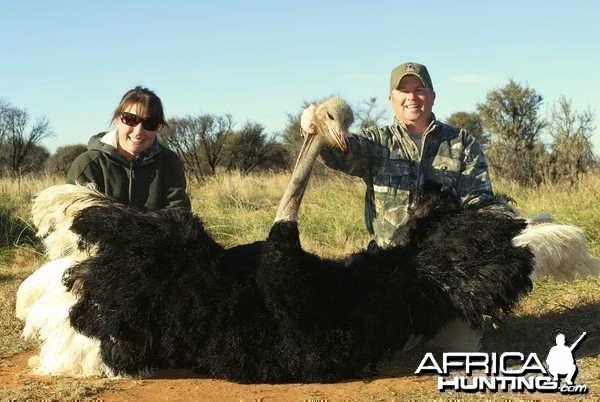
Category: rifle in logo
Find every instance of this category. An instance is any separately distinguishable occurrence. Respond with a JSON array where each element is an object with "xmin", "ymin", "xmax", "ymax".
[{"xmin": 546, "ymin": 331, "xmax": 587, "ymax": 385}]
